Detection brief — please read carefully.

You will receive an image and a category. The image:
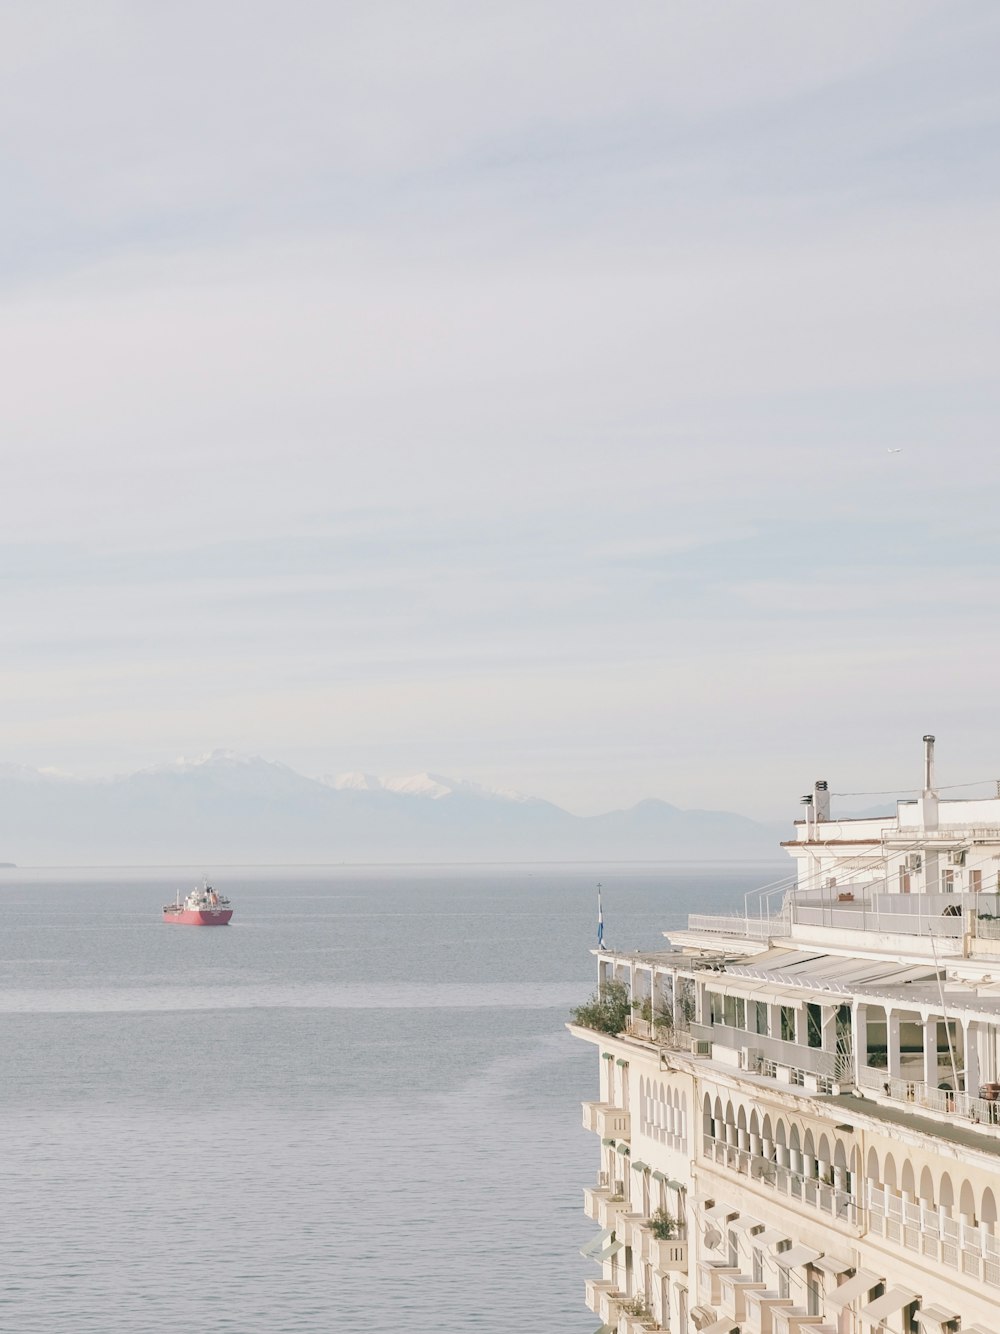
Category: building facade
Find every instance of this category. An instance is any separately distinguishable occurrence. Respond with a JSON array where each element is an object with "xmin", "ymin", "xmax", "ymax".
[{"xmin": 572, "ymin": 739, "xmax": 1000, "ymax": 1334}]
